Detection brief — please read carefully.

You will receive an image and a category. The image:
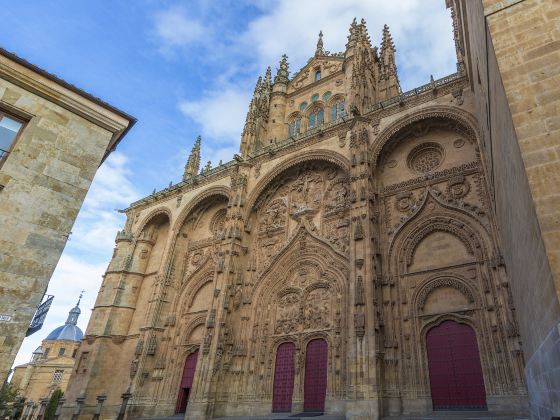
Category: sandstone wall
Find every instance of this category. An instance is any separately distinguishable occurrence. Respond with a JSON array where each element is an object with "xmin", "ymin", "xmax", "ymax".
[
  {"xmin": 0, "ymin": 52, "xmax": 133, "ymax": 382},
  {"xmin": 455, "ymin": 0, "xmax": 560, "ymax": 417}
]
